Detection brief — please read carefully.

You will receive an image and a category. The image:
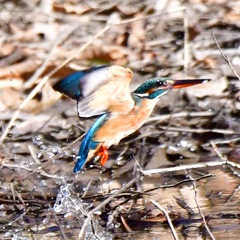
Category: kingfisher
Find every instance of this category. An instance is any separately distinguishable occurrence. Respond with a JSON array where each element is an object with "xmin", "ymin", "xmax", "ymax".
[{"xmin": 53, "ymin": 65, "xmax": 208, "ymax": 173}]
